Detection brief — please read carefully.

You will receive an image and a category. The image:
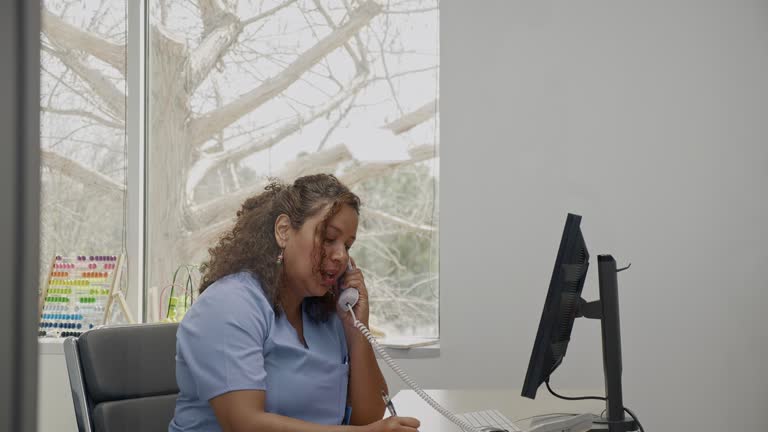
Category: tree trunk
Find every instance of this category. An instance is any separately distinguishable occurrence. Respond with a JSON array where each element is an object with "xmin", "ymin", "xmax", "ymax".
[{"xmin": 146, "ymin": 27, "xmax": 194, "ymax": 291}]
